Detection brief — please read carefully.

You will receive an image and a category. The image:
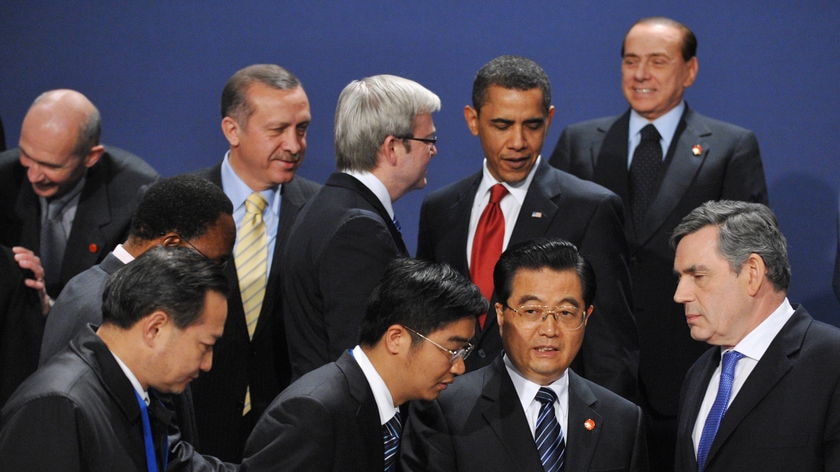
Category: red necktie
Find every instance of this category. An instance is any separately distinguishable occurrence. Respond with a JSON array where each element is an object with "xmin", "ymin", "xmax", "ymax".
[{"xmin": 470, "ymin": 183, "xmax": 508, "ymax": 328}]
